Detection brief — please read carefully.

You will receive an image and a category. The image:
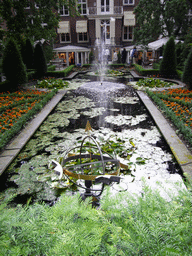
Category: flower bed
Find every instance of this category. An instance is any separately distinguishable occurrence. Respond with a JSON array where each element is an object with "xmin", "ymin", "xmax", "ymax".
[
  {"xmin": 146, "ymin": 88, "xmax": 192, "ymax": 148},
  {"xmin": 0, "ymin": 89, "xmax": 57, "ymax": 151}
]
